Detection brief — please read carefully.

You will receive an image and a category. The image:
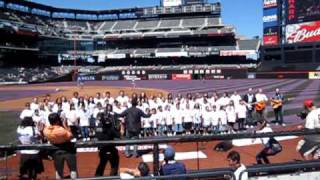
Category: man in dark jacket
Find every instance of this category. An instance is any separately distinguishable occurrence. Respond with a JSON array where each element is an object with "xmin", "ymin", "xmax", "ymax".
[
  {"xmin": 95, "ymin": 106, "xmax": 121, "ymax": 176},
  {"xmin": 118, "ymin": 97, "xmax": 151, "ymax": 157},
  {"xmin": 242, "ymin": 88, "xmax": 256, "ymax": 128}
]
